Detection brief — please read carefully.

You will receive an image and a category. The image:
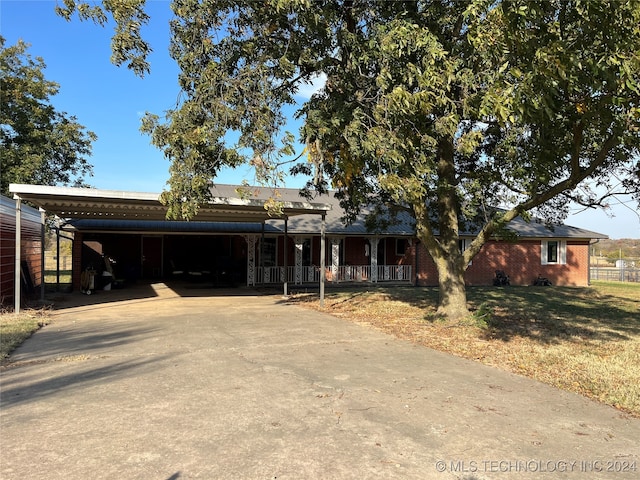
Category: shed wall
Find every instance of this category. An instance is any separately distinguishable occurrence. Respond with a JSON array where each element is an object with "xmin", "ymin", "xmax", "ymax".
[{"xmin": 1, "ymin": 195, "xmax": 44, "ymax": 305}]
